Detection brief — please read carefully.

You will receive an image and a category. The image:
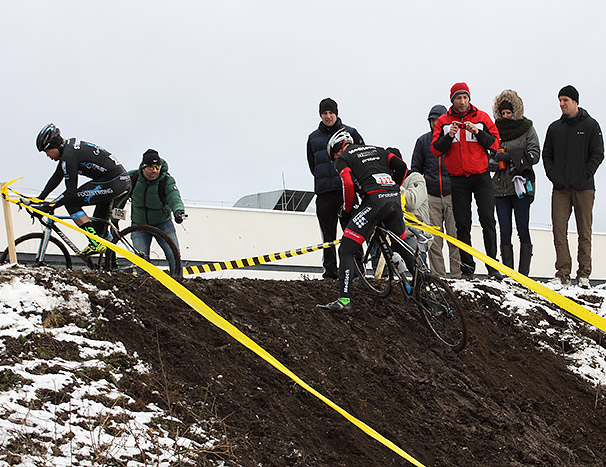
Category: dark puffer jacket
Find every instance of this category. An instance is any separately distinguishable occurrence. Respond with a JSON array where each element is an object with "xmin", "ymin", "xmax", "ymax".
[
  {"xmin": 306, "ymin": 118, "xmax": 364, "ymax": 194},
  {"xmin": 543, "ymin": 108, "xmax": 604, "ymax": 191},
  {"xmin": 127, "ymin": 158, "xmax": 184, "ymax": 225},
  {"xmin": 411, "ymin": 131, "xmax": 451, "ymax": 197}
]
